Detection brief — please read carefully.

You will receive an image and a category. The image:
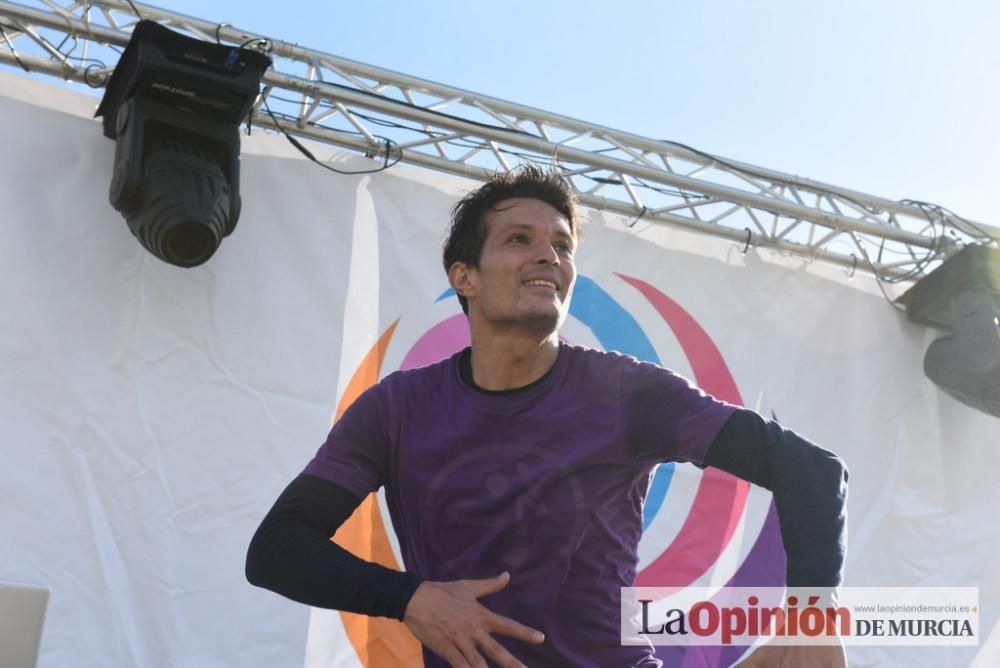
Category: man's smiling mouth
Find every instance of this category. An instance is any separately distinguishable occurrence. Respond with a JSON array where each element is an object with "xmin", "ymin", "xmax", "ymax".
[{"xmin": 523, "ymin": 279, "xmax": 558, "ymax": 290}]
